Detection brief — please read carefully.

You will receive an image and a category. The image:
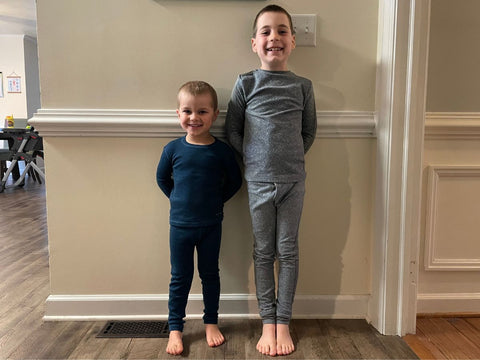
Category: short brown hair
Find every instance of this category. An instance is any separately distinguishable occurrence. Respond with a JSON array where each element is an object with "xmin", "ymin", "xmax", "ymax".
[
  {"xmin": 252, "ymin": 4, "xmax": 295, "ymax": 37},
  {"xmin": 177, "ymin": 81, "xmax": 218, "ymax": 111}
]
